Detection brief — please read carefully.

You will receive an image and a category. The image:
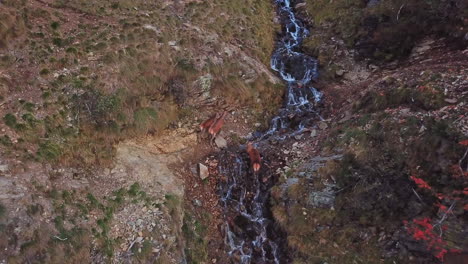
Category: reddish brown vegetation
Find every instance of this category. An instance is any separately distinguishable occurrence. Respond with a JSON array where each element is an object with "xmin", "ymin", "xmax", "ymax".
[{"xmin": 404, "ymin": 169, "xmax": 467, "ymax": 261}]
